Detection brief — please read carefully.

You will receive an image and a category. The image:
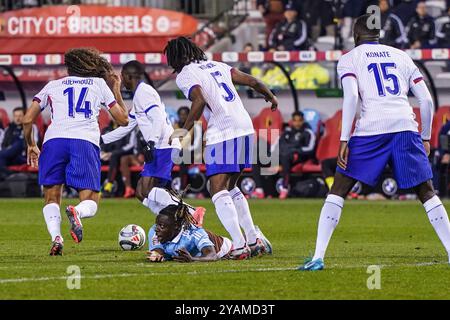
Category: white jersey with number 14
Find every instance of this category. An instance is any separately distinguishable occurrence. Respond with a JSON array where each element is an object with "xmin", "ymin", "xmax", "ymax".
[{"xmin": 33, "ymin": 76, "xmax": 116, "ymax": 147}]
